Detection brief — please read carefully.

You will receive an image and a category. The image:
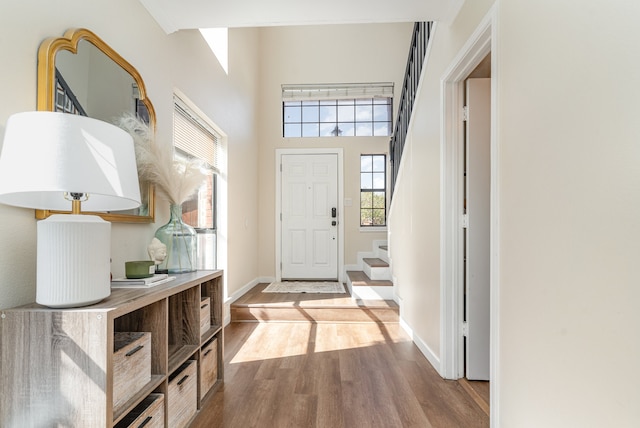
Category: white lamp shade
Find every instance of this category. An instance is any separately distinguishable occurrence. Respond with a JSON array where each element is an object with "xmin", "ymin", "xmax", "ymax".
[{"xmin": 0, "ymin": 111, "xmax": 141, "ymax": 211}]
